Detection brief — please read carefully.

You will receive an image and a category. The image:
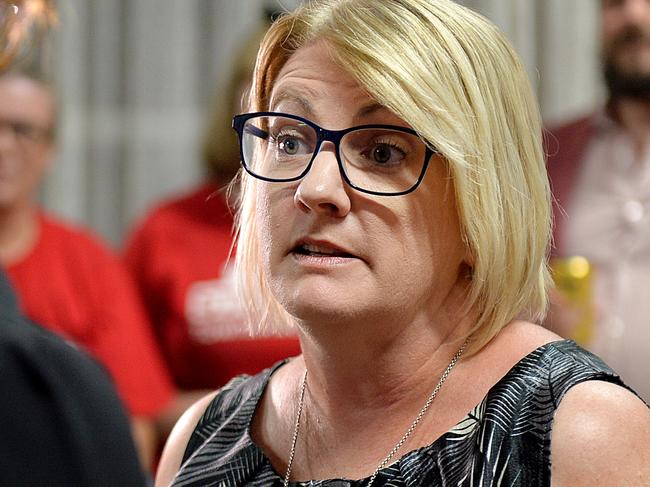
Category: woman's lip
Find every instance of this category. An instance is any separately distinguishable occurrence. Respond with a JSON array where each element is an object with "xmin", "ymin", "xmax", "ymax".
[
  {"xmin": 290, "ymin": 238, "xmax": 357, "ymax": 258},
  {"xmin": 290, "ymin": 252, "xmax": 359, "ymax": 266}
]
